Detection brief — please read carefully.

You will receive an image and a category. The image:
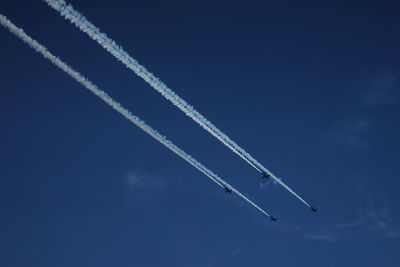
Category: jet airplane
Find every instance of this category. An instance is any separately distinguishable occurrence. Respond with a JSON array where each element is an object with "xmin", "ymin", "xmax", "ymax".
[
  {"xmin": 310, "ymin": 206, "xmax": 318, "ymax": 213},
  {"xmin": 262, "ymin": 172, "xmax": 271, "ymax": 179},
  {"xmin": 224, "ymin": 187, "xmax": 232, "ymax": 194}
]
